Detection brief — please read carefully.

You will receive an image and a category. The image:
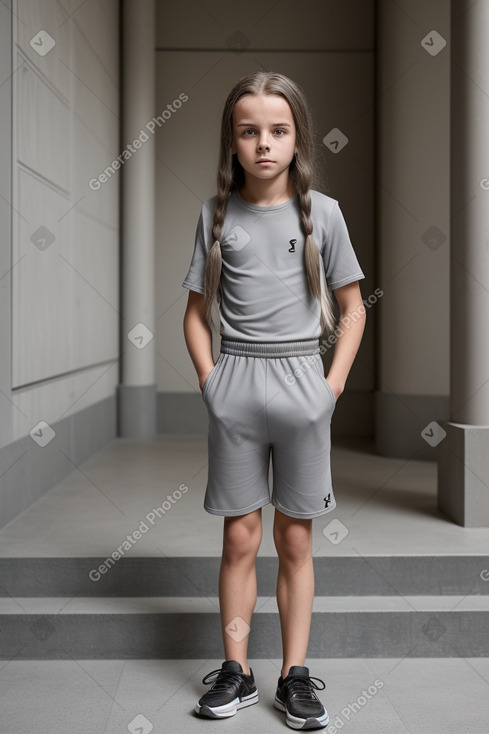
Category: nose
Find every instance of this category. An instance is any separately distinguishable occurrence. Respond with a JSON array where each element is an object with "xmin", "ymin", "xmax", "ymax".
[{"xmin": 257, "ymin": 133, "xmax": 271, "ymax": 152}]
